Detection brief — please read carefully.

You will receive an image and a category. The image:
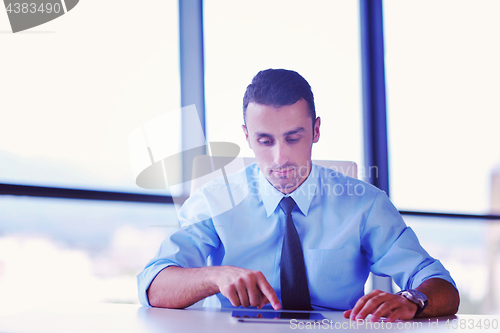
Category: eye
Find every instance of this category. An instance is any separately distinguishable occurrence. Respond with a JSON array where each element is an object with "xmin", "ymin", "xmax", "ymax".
[
  {"xmin": 286, "ymin": 138, "xmax": 299, "ymax": 143},
  {"xmin": 258, "ymin": 138, "xmax": 274, "ymax": 146}
]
